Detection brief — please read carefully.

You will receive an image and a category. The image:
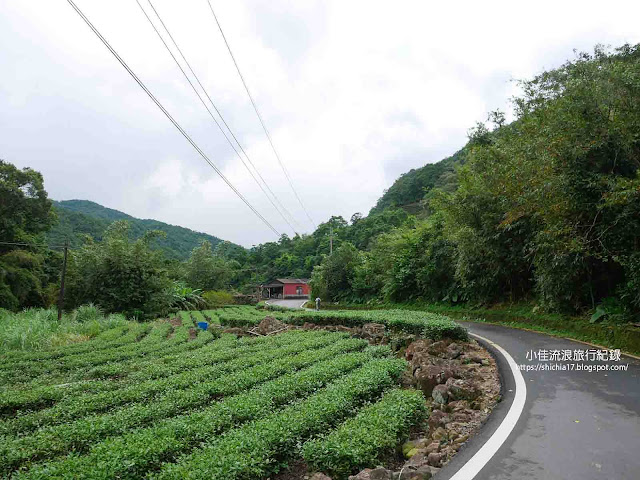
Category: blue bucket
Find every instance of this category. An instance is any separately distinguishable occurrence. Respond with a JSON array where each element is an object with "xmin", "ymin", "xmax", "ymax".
[{"xmin": 196, "ymin": 321, "xmax": 209, "ymax": 331}]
